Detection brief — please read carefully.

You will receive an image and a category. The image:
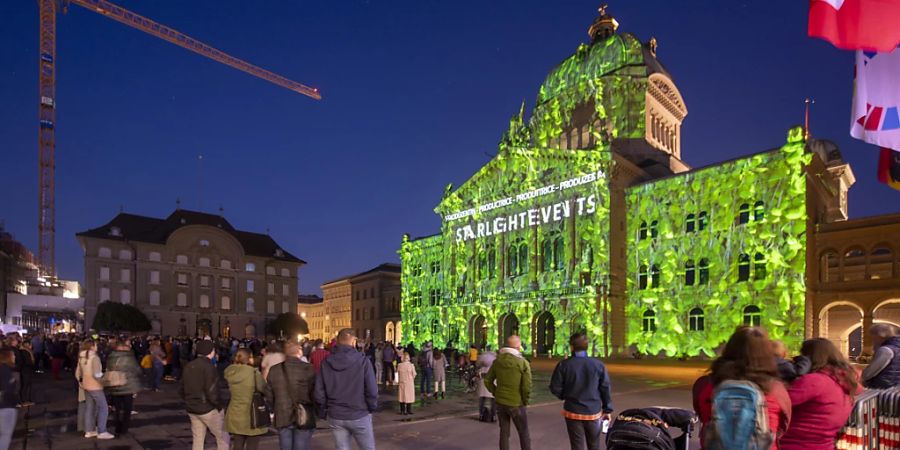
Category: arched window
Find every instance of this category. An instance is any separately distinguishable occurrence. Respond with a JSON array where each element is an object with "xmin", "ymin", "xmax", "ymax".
[
  {"xmin": 431, "ymin": 319, "xmax": 440, "ymax": 336},
  {"xmin": 430, "ymin": 289, "xmax": 438, "ymax": 306},
  {"xmin": 517, "ymin": 241, "xmax": 529, "ymax": 276},
  {"xmin": 753, "ymin": 201, "xmax": 765, "ymax": 221},
  {"xmin": 582, "ymin": 242, "xmax": 594, "ymax": 267},
  {"xmin": 684, "ymin": 260, "xmax": 696, "ymax": 286},
  {"xmin": 642, "ymin": 309, "xmax": 657, "ymax": 333},
  {"xmin": 743, "ymin": 305, "xmax": 762, "ymax": 327},
  {"xmin": 542, "ymin": 236, "xmax": 554, "ymax": 272},
  {"xmin": 487, "ymin": 246, "xmax": 496, "ymax": 278},
  {"xmin": 689, "ymin": 307, "xmax": 704, "ymax": 331},
  {"xmin": 638, "ymin": 265, "xmax": 649, "ymax": 290},
  {"xmin": 638, "ymin": 221, "xmax": 648, "ymax": 241},
  {"xmin": 698, "ymin": 211, "xmax": 709, "ymax": 231},
  {"xmin": 737, "ymin": 253, "xmax": 751, "ymax": 282},
  {"xmin": 685, "ymin": 214, "xmax": 696, "ymax": 233},
  {"xmin": 650, "ymin": 264, "xmax": 661, "ymax": 288},
  {"xmin": 820, "ymin": 251, "xmax": 839, "ymax": 282},
  {"xmin": 554, "ymin": 236, "xmax": 565, "ymax": 270},
  {"xmin": 698, "ymin": 258, "xmax": 710, "ymax": 285},
  {"xmin": 754, "ymin": 253, "xmax": 767, "ymax": 280},
  {"xmin": 870, "ymin": 246, "xmax": 894, "ymax": 279},
  {"xmin": 508, "ymin": 243, "xmax": 518, "ymax": 277},
  {"xmin": 738, "ymin": 203, "xmax": 751, "ymax": 225},
  {"xmin": 650, "ymin": 221, "xmax": 659, "ymax": 239}
]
